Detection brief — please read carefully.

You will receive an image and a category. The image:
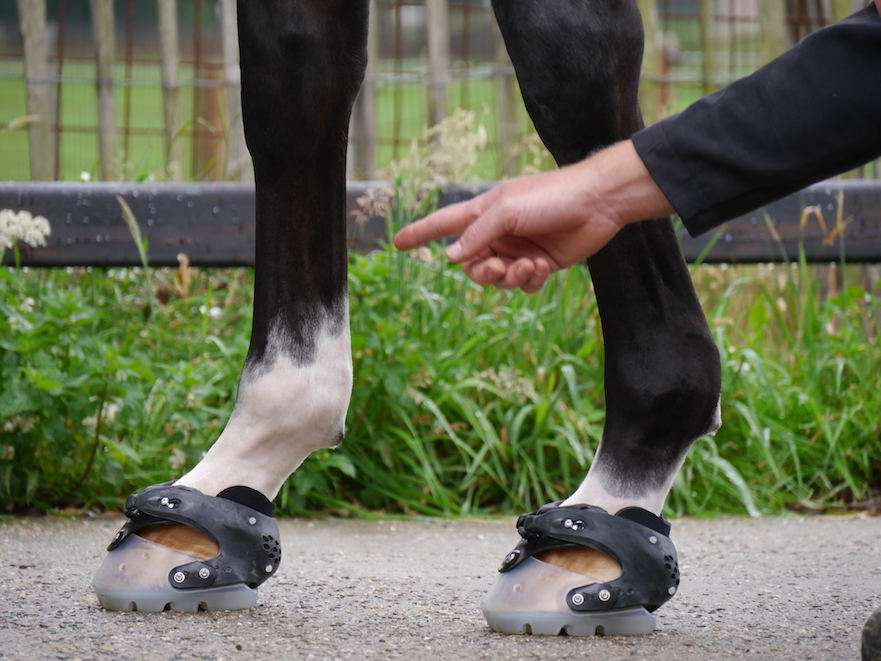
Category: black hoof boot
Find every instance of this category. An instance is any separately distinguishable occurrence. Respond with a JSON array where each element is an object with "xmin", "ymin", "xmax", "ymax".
[{"xmin": 863, "ymin": 606, "xmax": 881, "ymax": 661}]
